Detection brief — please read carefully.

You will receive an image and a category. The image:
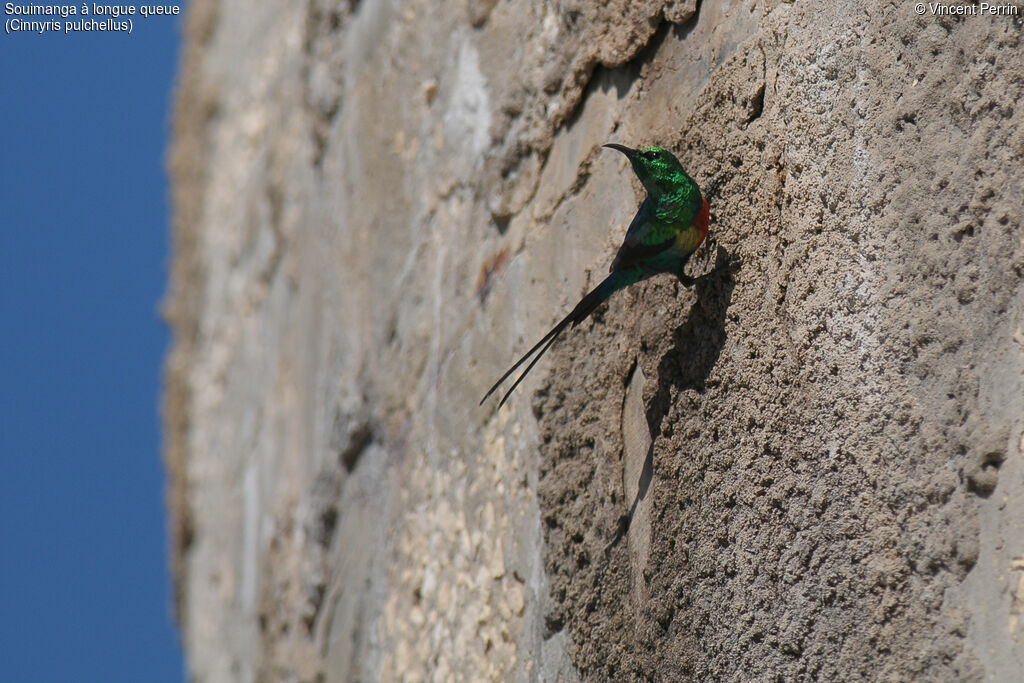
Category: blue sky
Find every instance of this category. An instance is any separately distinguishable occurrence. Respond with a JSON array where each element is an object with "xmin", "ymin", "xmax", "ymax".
[{"xmin": 1, "ymin": 14, "xmax": 186, "ymax": 683}]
